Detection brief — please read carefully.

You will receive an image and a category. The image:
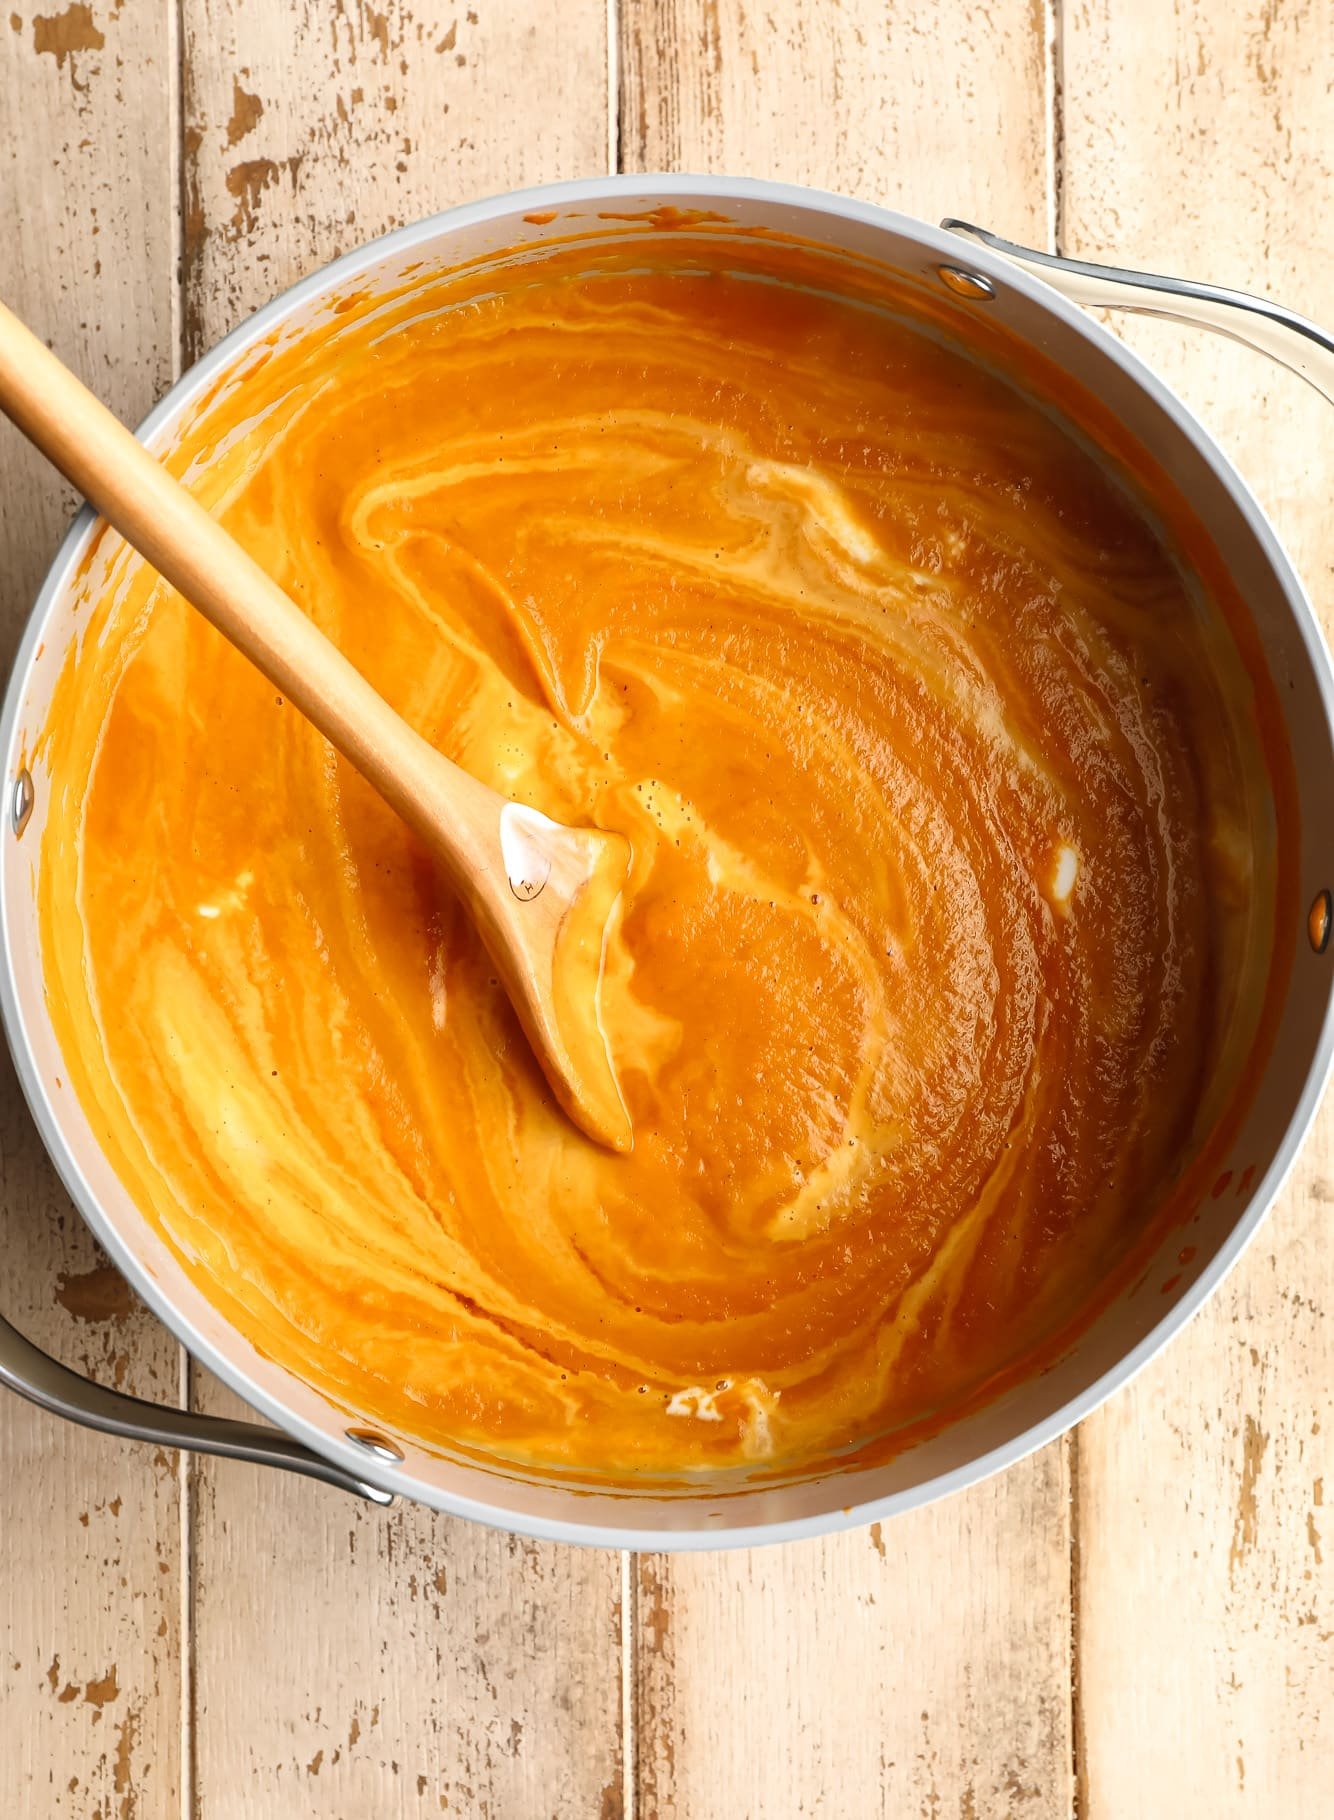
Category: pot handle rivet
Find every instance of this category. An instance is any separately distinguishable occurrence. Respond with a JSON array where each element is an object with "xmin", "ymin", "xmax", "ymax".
[
  {"xmin": 1308, "ymin": 889, "xmax": 1331, "ymax": 954},
  {"xmin": 346, "ymin": 1426, "xmax": 405, "ymax": 1463},
  {"xmin": 937, "ymin": 264, "xmax": 996, "ymax": 302},
  {"xmin": 11, "ymin": 767, "xmax": 33, "ymax": 838}
]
